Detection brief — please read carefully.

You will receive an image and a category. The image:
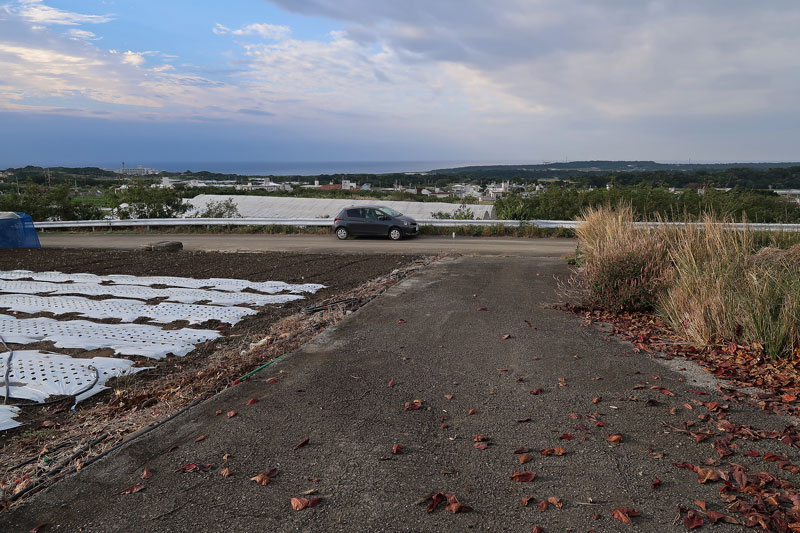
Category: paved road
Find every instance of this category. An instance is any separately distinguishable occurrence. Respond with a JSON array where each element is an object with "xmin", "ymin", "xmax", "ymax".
[
  {"xmin": 38, "ymin": 233, "xmax": 576, "ymax": 257},
  {"xmin": 2, "ymin": 257, "xmax": 787, "ymax": 531}
]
